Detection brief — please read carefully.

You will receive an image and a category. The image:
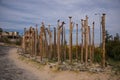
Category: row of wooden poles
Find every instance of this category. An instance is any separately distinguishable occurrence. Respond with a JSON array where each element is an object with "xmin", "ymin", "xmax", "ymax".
[{"xmin": 22, "ymin": 14, "xmax": 106, "ymax": 68}]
